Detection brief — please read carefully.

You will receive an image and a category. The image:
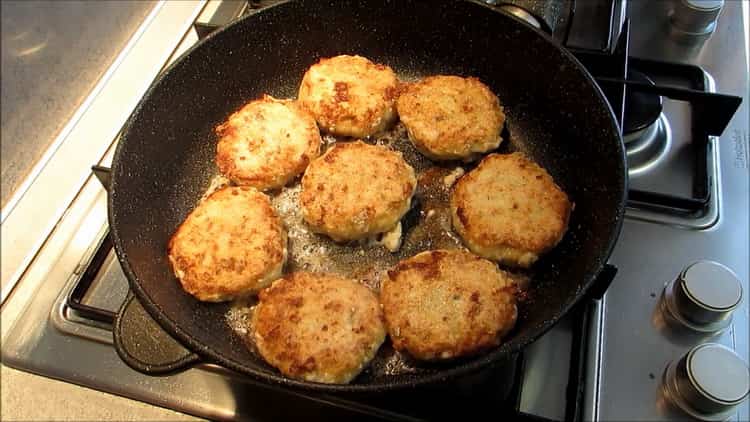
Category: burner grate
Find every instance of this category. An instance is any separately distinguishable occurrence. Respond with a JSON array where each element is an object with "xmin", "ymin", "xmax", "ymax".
[
  {"xmin": 603, "ymin": 58, "xmax": 740, "ymax": 214},
  {"xmin": 571, "ymin": 26, "xmax": 741, "ymax": 215},
  {"xmin": 67, "ymin": 234, "xmax": 117, "ymax": 324}
]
